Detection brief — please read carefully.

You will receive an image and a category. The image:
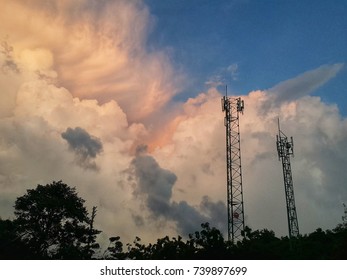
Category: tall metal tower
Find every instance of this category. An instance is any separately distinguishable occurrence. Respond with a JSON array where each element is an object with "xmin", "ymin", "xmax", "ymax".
[
  {"xmin": 221, "ymin": 93, "xmax": 245, "ymax": 243},
  {"xmin": 276, "ymin": 119, "xmax": 299, "ymax": 238}
]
